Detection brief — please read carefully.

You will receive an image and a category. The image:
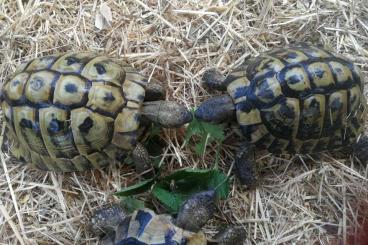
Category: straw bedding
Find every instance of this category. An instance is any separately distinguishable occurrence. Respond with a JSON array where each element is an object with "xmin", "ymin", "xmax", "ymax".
[{"xmin": 0, "ymin": 0, "xmax": 367, "ymax": 244}]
